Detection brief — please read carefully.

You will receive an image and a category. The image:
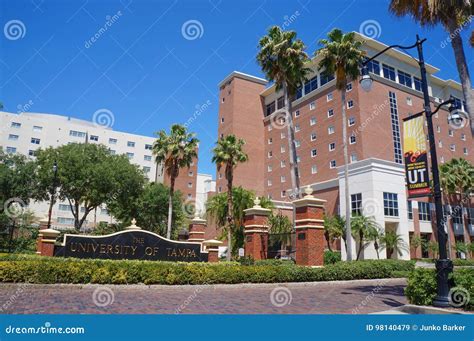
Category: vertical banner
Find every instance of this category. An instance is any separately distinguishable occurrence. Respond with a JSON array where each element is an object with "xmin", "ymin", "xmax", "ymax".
[{"xmin": 403, "ymin": 114, "xmax": 431, "ymax": 198}]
